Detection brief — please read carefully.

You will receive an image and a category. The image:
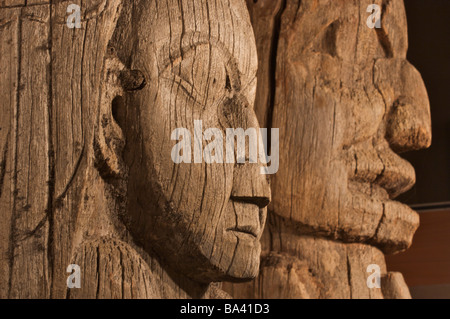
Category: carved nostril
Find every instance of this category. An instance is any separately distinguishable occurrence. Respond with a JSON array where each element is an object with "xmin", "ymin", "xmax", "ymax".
[
  {"xmin": 386, "ymin": 95, "xmax": 432, "ymax": 153},
  {"xmin": 375, "ymin": 59, "xmax": 432, "ymax": 154}
]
